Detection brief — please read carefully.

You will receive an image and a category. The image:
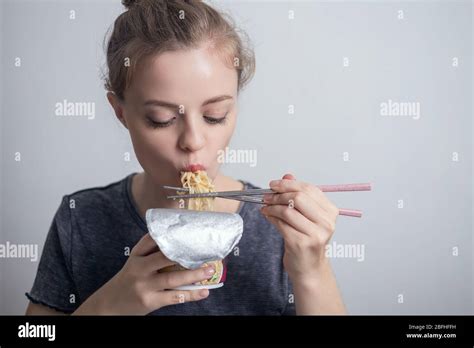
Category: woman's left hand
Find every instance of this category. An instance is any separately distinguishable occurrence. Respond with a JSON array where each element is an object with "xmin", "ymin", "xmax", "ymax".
[{"xmin": 260, "ymin": 173, "xmax": 340, "ymax": 283}]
